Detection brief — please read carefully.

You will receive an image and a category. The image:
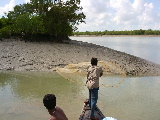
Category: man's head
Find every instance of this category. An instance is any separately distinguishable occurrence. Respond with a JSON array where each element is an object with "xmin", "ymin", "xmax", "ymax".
[
  {"xmin": 43, "ymin": 94, "xmax": 56, "ymax": 110},
  {"xmin": 91, "ymin": 57, "xmax": 98, "ymax": 66}
]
